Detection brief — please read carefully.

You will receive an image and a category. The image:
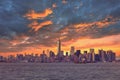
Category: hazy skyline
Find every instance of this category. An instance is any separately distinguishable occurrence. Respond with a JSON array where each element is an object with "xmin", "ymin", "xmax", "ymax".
[{"xmin": 0, "ymin": 0, "xmax": 120, "ymax": 56}]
